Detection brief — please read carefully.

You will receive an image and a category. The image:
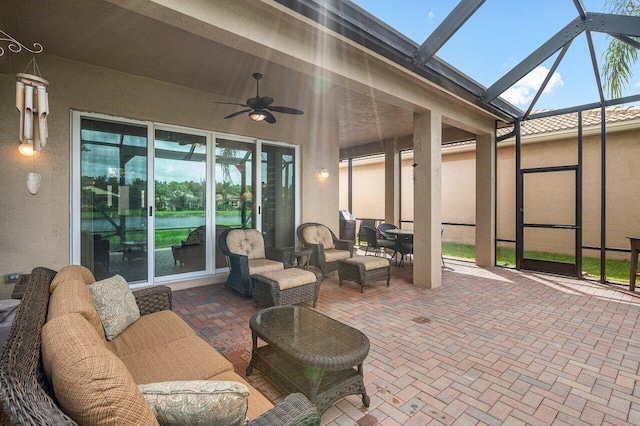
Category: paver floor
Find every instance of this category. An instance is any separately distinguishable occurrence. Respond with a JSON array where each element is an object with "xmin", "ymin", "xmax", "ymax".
[{"xmin": 173, "ymin": 256, "xmax": 640, "ymax": 425}]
